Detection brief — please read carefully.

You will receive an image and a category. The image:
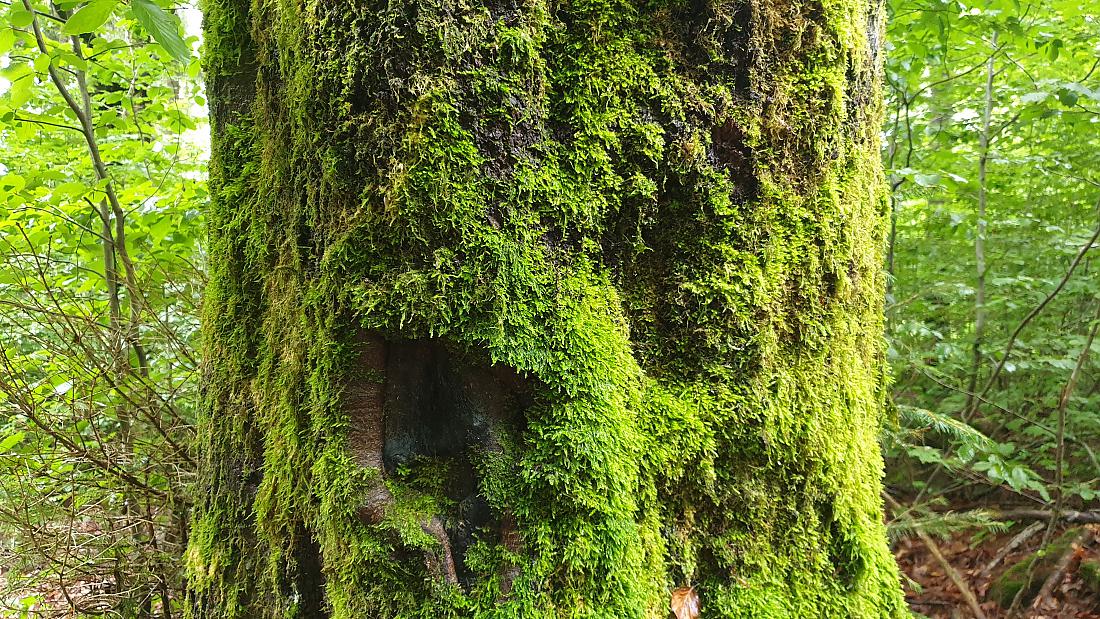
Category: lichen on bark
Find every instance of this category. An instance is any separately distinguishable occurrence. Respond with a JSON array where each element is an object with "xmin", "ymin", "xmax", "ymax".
[{"xmin": 188, "ymin": 0, "xmax": 906, "ymax": 616}]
